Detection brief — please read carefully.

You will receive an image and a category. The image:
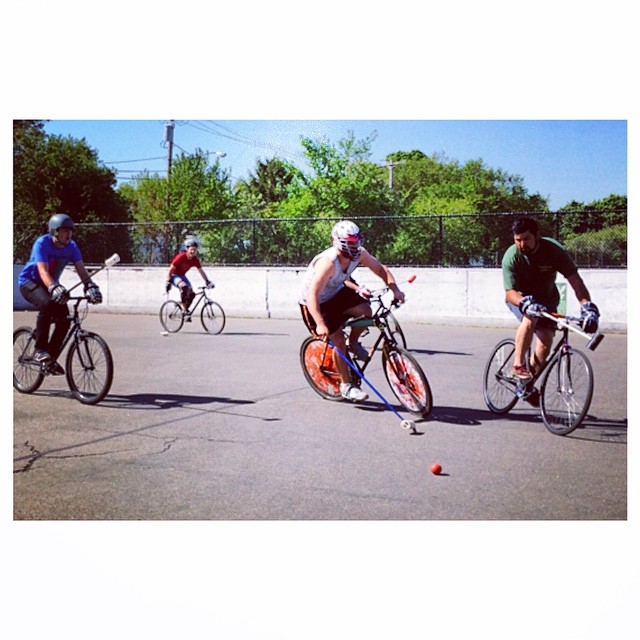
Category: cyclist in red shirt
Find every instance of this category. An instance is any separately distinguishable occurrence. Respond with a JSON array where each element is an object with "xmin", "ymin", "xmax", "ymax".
[{"xmin": 165, "ymin": 239, "xmax": 214, "ymax": 317}]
